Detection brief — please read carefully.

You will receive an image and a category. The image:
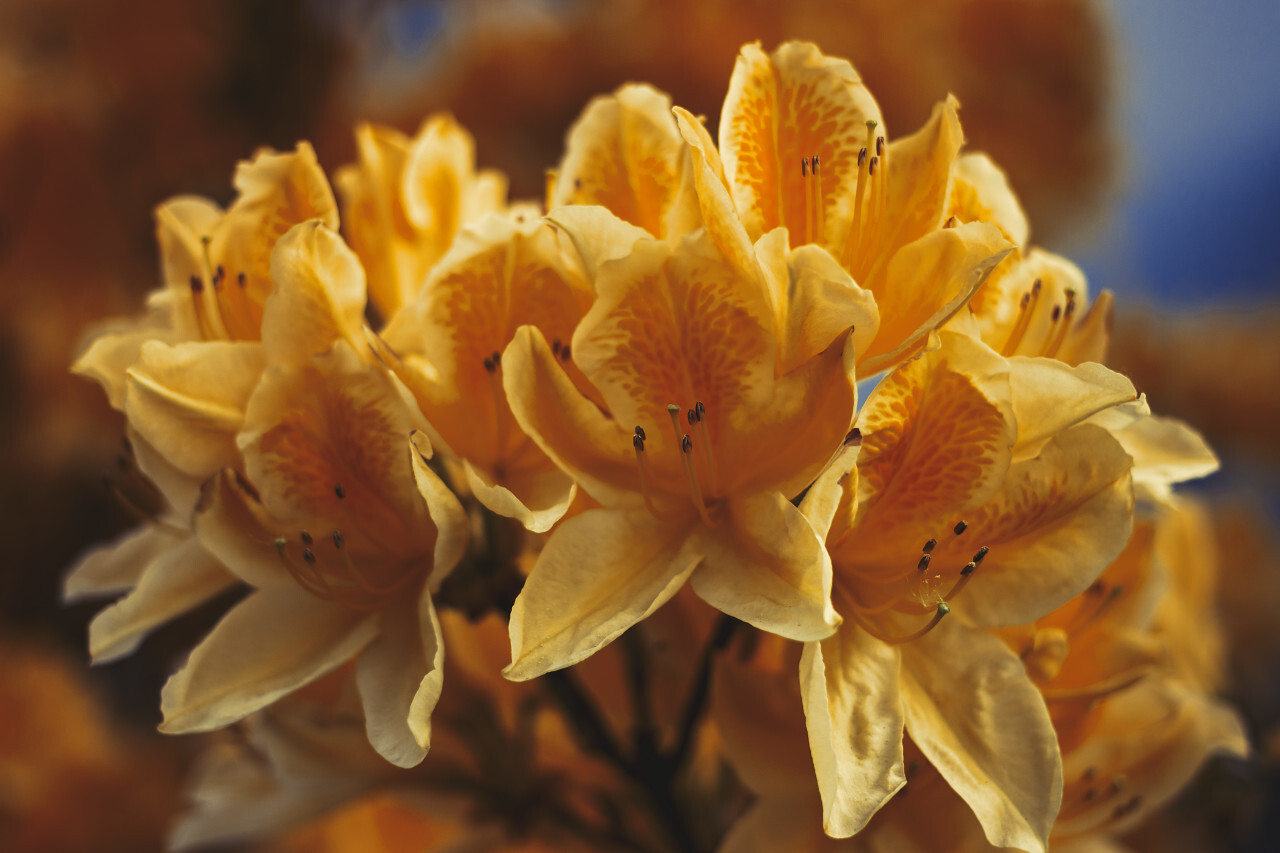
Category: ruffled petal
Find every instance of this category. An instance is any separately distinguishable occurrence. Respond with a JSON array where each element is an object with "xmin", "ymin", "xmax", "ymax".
[
  {"xmin": 900, "ymin": 618, "xmax": 1062, "ymax": 853},
  {"xmin": 355, "ymin": 584, "xmax": 444, "ymax": 767},
  {"xmin": 1007, "ymin": 357, "xmax": 1137, "ymax": 457},
  {"xmin": 800, "ymin": 623, "xmax": 905, "ymax": 837}
]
